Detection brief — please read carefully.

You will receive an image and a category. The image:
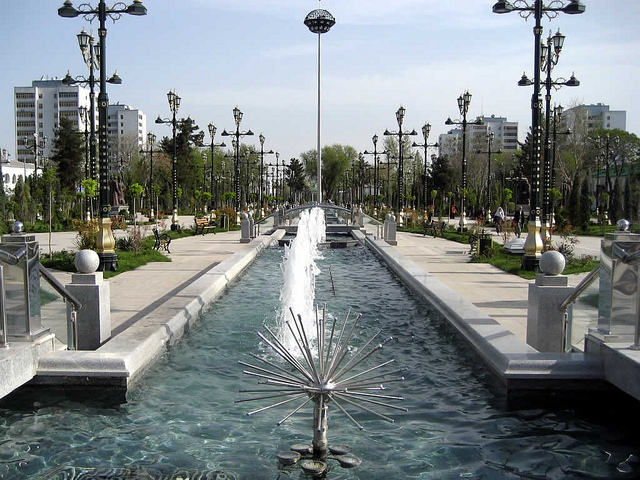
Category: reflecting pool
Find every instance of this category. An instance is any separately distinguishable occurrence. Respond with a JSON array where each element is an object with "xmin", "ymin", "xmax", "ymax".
[{"xmin": 0, "ymin": 244, "xmax": 639, "ymax": 479}]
